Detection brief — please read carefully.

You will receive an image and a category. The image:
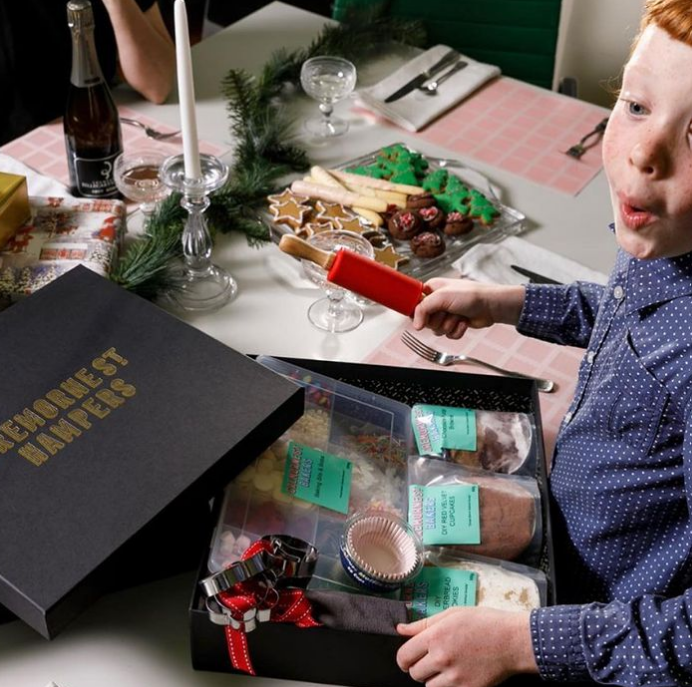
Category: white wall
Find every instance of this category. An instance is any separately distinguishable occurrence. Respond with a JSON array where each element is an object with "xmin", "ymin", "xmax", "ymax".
[{"xmin": 554, "ymin": 0, "xmax": 646, "ymax": 107}]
